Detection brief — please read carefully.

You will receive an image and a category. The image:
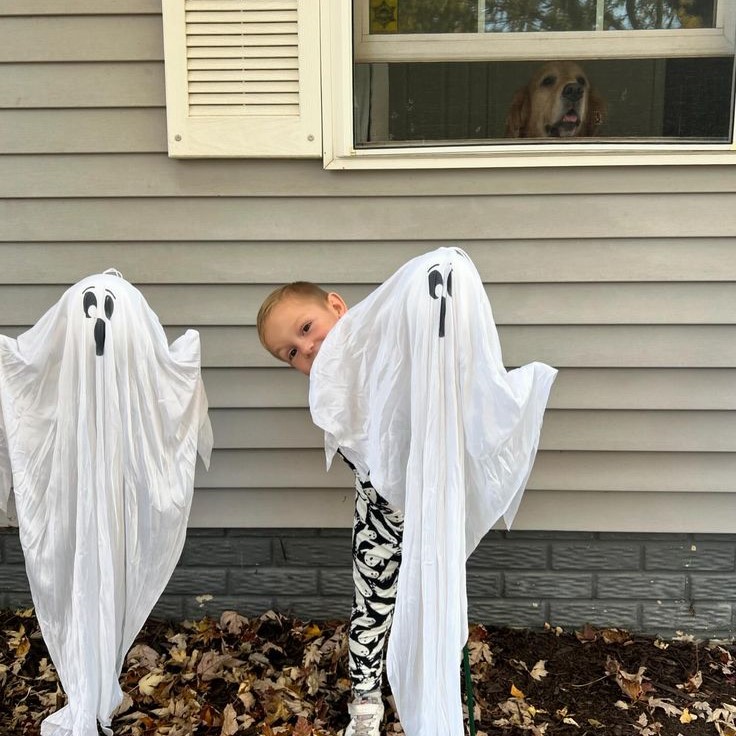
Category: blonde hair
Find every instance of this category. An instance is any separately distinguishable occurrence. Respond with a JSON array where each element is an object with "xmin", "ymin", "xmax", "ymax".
[{"xmin": 257, "ymin": 281, "xmax": 330, "ymax": 356}]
